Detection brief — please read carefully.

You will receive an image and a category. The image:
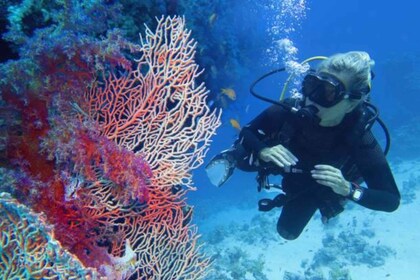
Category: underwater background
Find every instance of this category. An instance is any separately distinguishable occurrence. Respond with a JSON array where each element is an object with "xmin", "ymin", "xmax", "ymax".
[
  {"xmin": 190, "ymin": 1, "xmax": 420, "ymax": 279},
  {"xmin": 0, "ymin": 0, "xmax": 419, "ymax": 279}
]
